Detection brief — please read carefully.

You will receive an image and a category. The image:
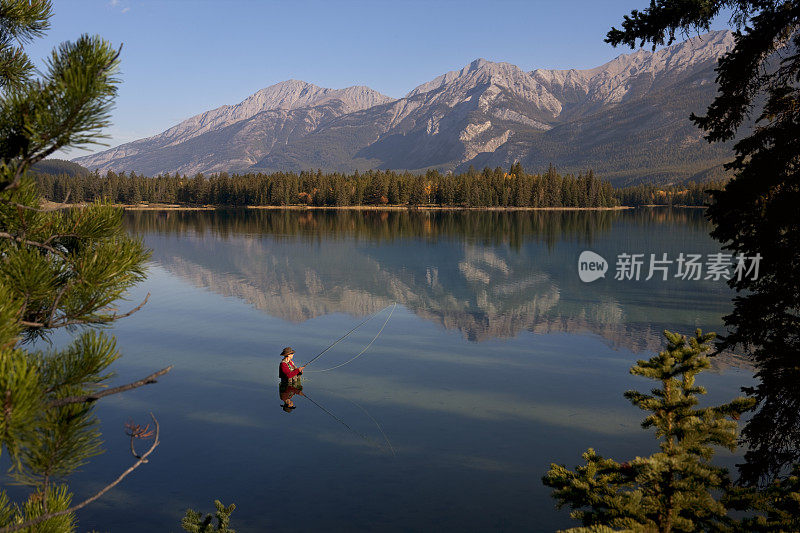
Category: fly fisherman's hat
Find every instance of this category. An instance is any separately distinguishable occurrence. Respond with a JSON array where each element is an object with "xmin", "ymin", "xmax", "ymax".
[{"xmin": 280, "ymin": 347, "xmax": 295, "ymax": 357}]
